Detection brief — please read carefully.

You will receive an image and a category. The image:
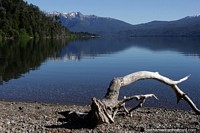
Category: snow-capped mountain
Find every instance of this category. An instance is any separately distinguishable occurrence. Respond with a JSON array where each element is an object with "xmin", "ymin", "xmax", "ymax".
[
  {"xmin": 48, "ymin": 12, "xmax": 133, "ymax": 36},
  {"xmin": 48, "ymin": 12, "xmax": 200, "ymax": 37},
  {"xmin": 184, "ymin": 14, "xmax": 200, "ymax": 18}
]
